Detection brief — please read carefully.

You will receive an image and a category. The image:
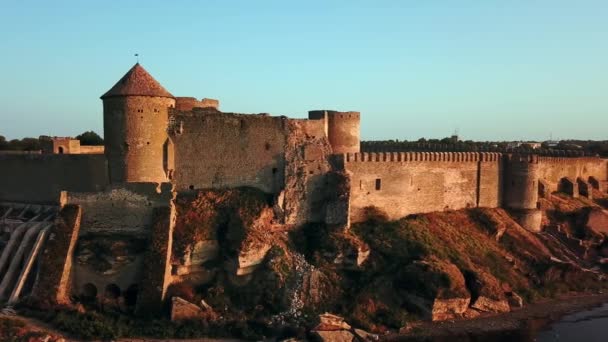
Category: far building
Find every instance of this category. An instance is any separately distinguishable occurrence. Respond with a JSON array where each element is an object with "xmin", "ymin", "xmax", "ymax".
[{"xmin": 41, "ymin": 137, "xmax": 104, "ymax": 154}]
